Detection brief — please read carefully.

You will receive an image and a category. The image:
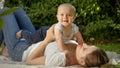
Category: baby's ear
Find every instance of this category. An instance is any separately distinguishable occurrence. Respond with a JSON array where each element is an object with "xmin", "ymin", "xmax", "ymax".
[
  {"xmin": 56, "ymin": 14, "xmax": 58, "ymax": 18},
  {"xmin": 73, "ymin": 15, "xmax": 77, "ymax": 20}
]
